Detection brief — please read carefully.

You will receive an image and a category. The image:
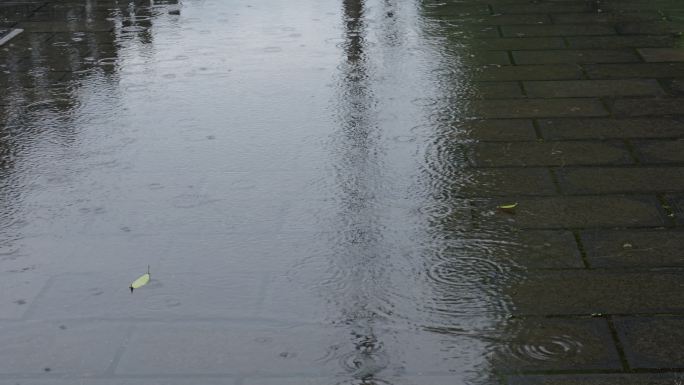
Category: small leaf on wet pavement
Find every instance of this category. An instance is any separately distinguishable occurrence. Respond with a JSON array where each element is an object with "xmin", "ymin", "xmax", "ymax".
[
  {"xmin": 497, "ymin": 203, "xmax": 518, "ymax": 211},
  {"xmin": 130, "ymin": 266, "xmax": 151, "ymax": 292}
]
